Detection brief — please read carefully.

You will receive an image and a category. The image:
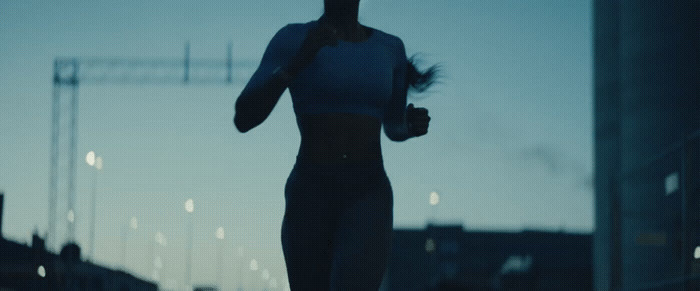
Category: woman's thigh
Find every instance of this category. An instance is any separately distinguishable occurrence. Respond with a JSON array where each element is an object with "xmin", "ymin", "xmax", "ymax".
[
  {"xmin": 281, "ymin": 165, "xmax": 340, "ymax": 289},
  {"xmin": 330, "ymin": 172, "xmax": 394, "ymax": 290}
]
